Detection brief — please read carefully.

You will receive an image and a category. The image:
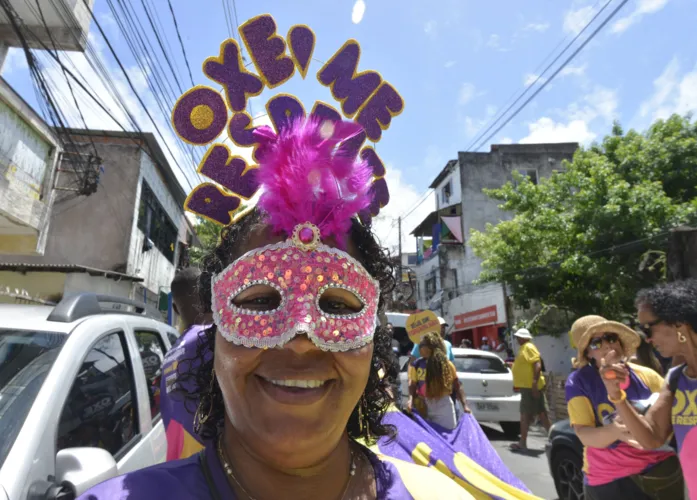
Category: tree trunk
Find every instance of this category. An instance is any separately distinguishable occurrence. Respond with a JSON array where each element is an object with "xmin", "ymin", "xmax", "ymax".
[{"xmin": 667, "ymin": 226, "xmax": 697, "ymax": 281}]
